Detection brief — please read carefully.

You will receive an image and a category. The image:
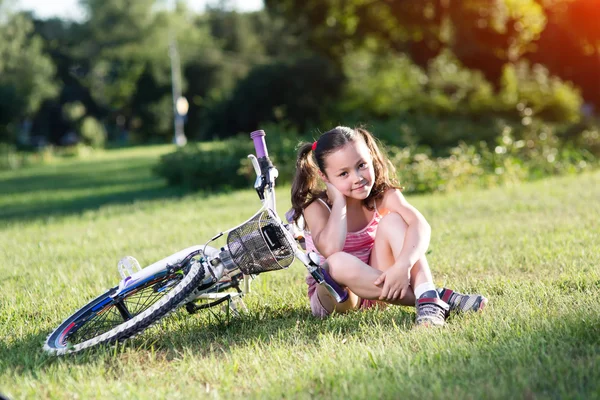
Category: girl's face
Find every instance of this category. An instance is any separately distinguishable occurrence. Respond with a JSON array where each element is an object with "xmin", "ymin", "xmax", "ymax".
[{"xmin": 322, "ymin": 140, "xmax": 375, "ymax": 200}]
